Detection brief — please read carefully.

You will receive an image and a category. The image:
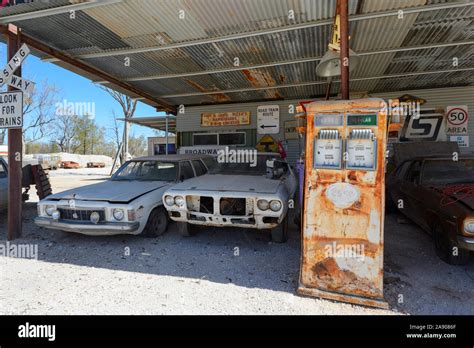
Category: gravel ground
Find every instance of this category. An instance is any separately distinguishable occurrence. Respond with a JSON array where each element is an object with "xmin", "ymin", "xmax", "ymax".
[{"xmin": 0, "ymin": 173, "xmax": 473, "ymax": 315}]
